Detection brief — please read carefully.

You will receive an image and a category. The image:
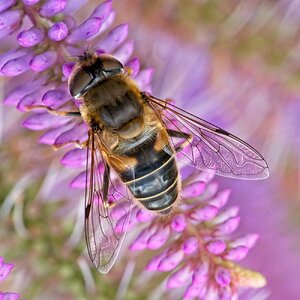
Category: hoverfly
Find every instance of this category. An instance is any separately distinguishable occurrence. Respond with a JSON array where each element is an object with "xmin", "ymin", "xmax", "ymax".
[{"xmin": 28, "ymin": 52, "xmax": 269, "ymax": 274}]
